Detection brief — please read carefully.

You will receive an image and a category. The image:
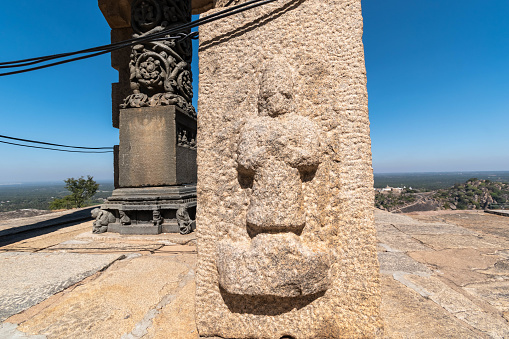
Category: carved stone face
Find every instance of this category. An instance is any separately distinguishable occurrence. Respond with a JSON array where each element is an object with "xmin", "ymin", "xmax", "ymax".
[{"xmin": 216, "ymin": 62, "xmax": 330, "ymax": 298}]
